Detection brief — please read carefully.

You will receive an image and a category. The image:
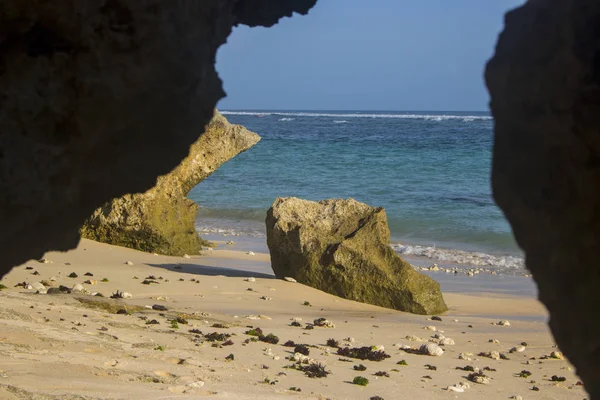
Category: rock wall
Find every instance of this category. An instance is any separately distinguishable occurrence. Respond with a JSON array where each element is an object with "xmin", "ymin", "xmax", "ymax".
[
  {"xmin": 80, "ymin": 111, "xmax": 260, "ymax": 255},
  {"xmin": 0, "ymin": 0, "xmax": 317, "ymax": 277},
  {"xmin": 3, "ymin": 0, "xmax": 600, "ymax": 395},
  {"xmin": 266, "ymin": 197, "xmax": 448, "ymax": 315},
  {"xmin": 485, "ymin": 1, "xmax": 600, "ymax": 398}
]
